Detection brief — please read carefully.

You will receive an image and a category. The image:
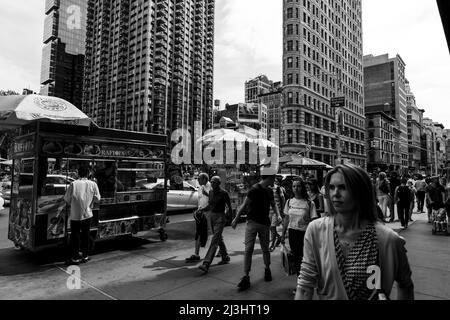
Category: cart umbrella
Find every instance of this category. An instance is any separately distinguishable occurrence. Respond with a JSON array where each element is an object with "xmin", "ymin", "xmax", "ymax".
[
  {"xmin": 197, "ymin": 128, "xmax": 251, "ymax": 144},
  {"xmin": 284, "ymin": 155, "xmax": 329, "ymax": 169},
  {"xmin": 0, "ymin": 94, "xmax": 96, "ymax": 129}
]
